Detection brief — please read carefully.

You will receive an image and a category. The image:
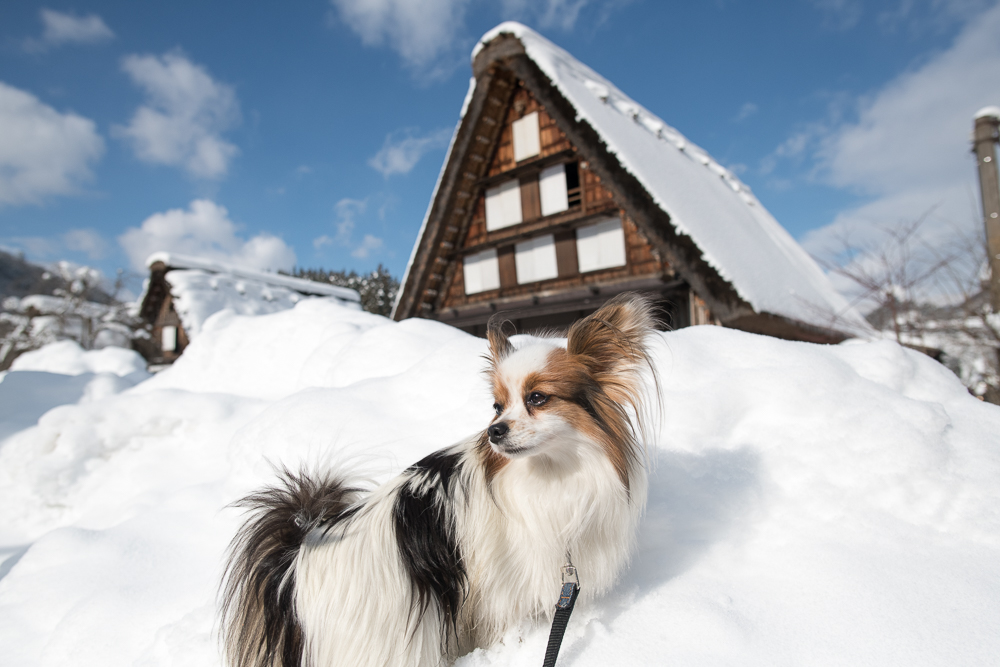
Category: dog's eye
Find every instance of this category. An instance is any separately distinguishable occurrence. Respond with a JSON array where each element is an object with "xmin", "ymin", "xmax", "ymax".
[
  {"xmin": 493, "ymin": 402, "xmax": 503, "ymax": 415},
  {"xmin": 526, "ymin": 392, "xmax": 548, "ymax": 407}
]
